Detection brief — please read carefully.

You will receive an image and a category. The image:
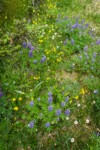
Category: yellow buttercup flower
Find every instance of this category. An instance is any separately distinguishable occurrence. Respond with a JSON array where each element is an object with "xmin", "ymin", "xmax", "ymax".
[
  {"xmin": 39, "ymin": 39, "xmax": 43, "ymax": 43},
  {"xmin": 13, "ymin": 107, "xmax": 18, "ymax": 111},
  {"xmin": 12, "ymin": 98, "xmax": 16, "ymax": 102},
  {"xmin": 74, "ymin": 96, "xmax": 79, "ymax": 100},
  {"xmin": 57, "ymin": 58, "xmax": 62, "ymax": 62},
  {"xmin": 18, "ymin": 97, "xmax": 22, "ymax": 101},
  {"xmin": 80, "ymin": 88, "xmax": 85, "ymax": 95},
  {"xmin": 34, "ymin": 76, "xmax": 40, "ymax": 80}
]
